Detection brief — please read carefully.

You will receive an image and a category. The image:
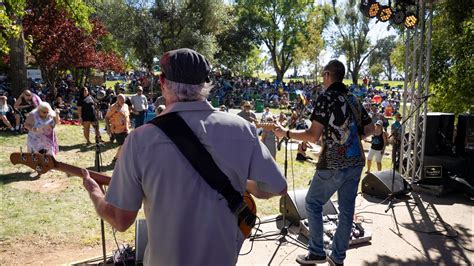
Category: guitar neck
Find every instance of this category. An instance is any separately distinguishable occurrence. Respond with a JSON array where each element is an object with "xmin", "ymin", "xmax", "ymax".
[{"xmin": 55, "ymin": 161, "xmax": 111, "ymax": 186}]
